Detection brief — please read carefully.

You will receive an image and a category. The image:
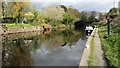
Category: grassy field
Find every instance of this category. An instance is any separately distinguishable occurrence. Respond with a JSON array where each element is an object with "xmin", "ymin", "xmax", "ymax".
[{"xmin": 98, "ymin": 24, "xmax": 119, "ymax": 68}]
